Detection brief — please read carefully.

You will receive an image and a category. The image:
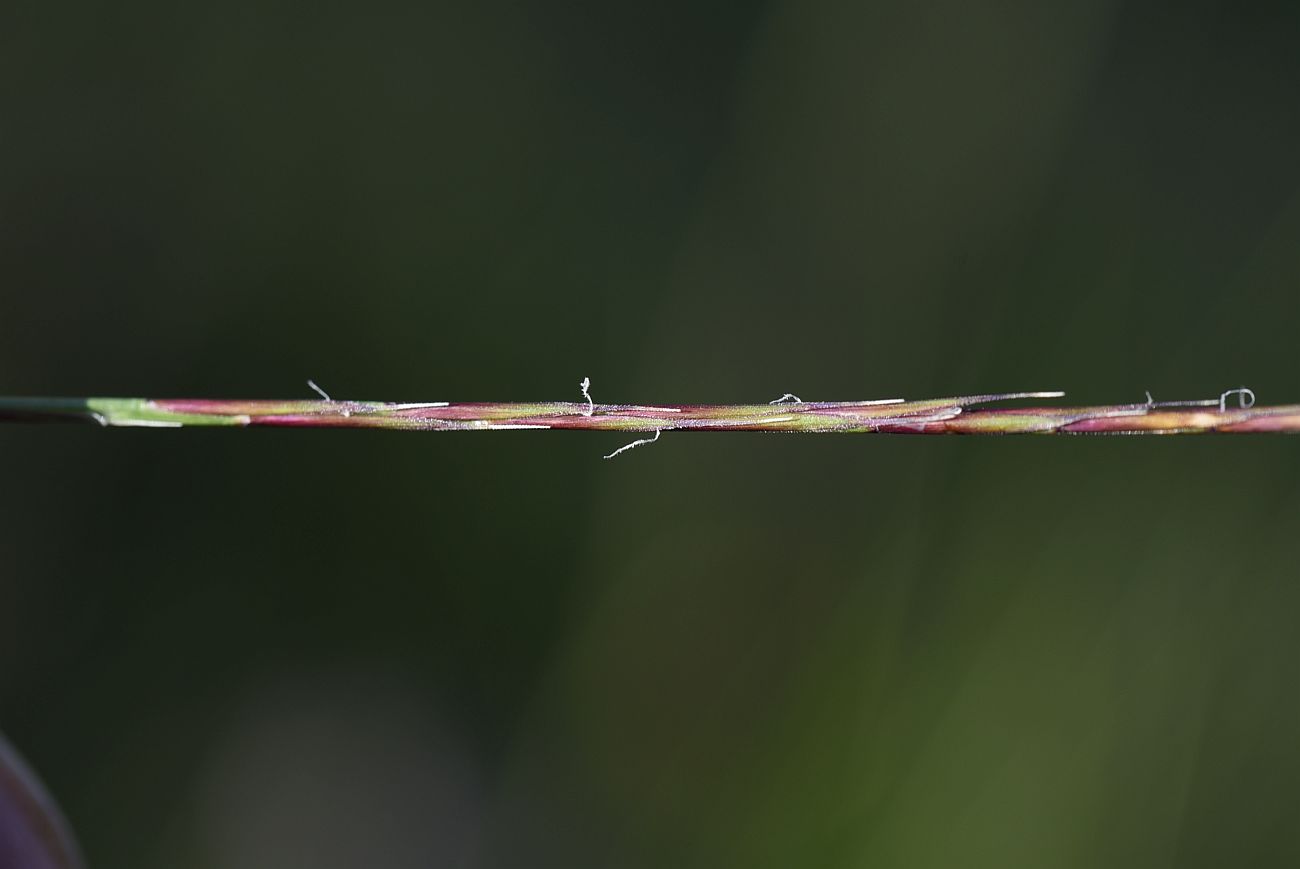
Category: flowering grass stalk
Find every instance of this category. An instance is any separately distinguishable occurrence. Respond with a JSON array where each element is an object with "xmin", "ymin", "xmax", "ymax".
[
  {"xmin": 0, "ymin": 734, "xmax": 83, "ymax": 869},
  {"xmin": 1, "ymin": 388, "xmax": 1297, "ymax": 442}
]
